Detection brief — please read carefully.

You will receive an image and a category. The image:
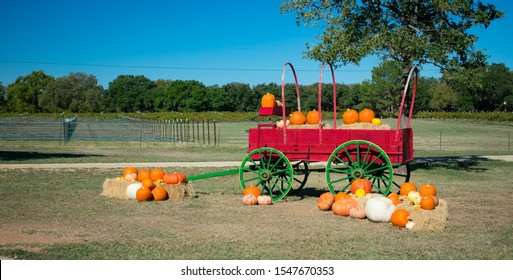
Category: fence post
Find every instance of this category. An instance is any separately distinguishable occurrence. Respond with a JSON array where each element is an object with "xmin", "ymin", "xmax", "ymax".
[
  {"xmin": 439, "ymin": 129, "xmax": 442, "ymax": 151},
  {"xmin": 213, "ymin": 119, "xmax": 216, "ymax": 146}
]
